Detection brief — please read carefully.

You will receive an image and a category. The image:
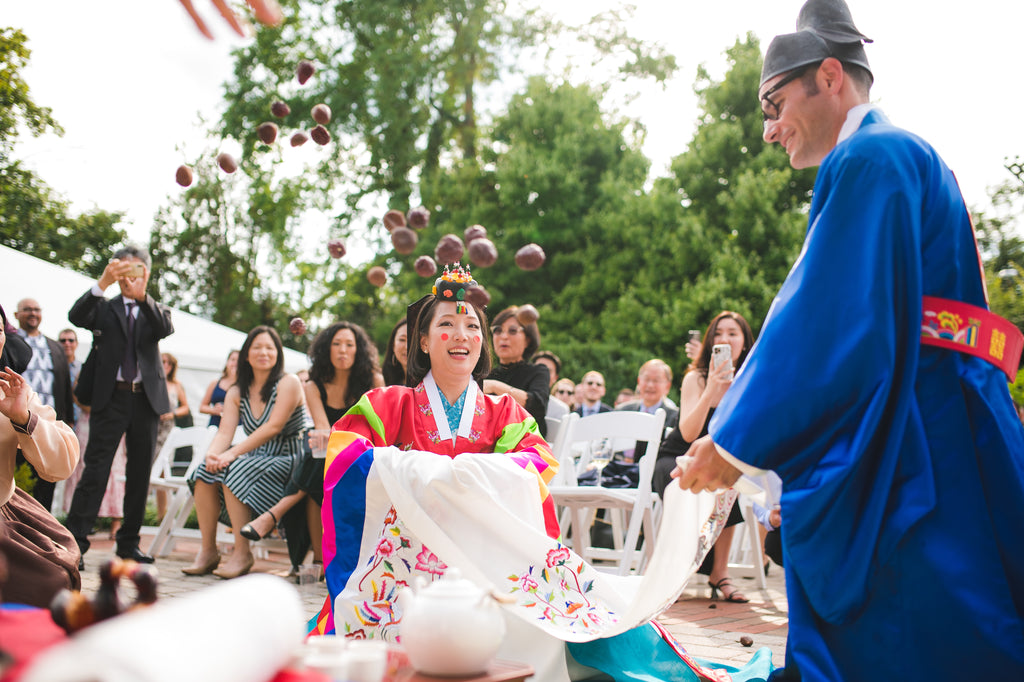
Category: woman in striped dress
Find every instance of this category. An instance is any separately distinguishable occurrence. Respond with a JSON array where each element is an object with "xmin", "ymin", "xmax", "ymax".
[{"xmin": 184, "ymin": 325, "xmax": 310, "ymax": 579}]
